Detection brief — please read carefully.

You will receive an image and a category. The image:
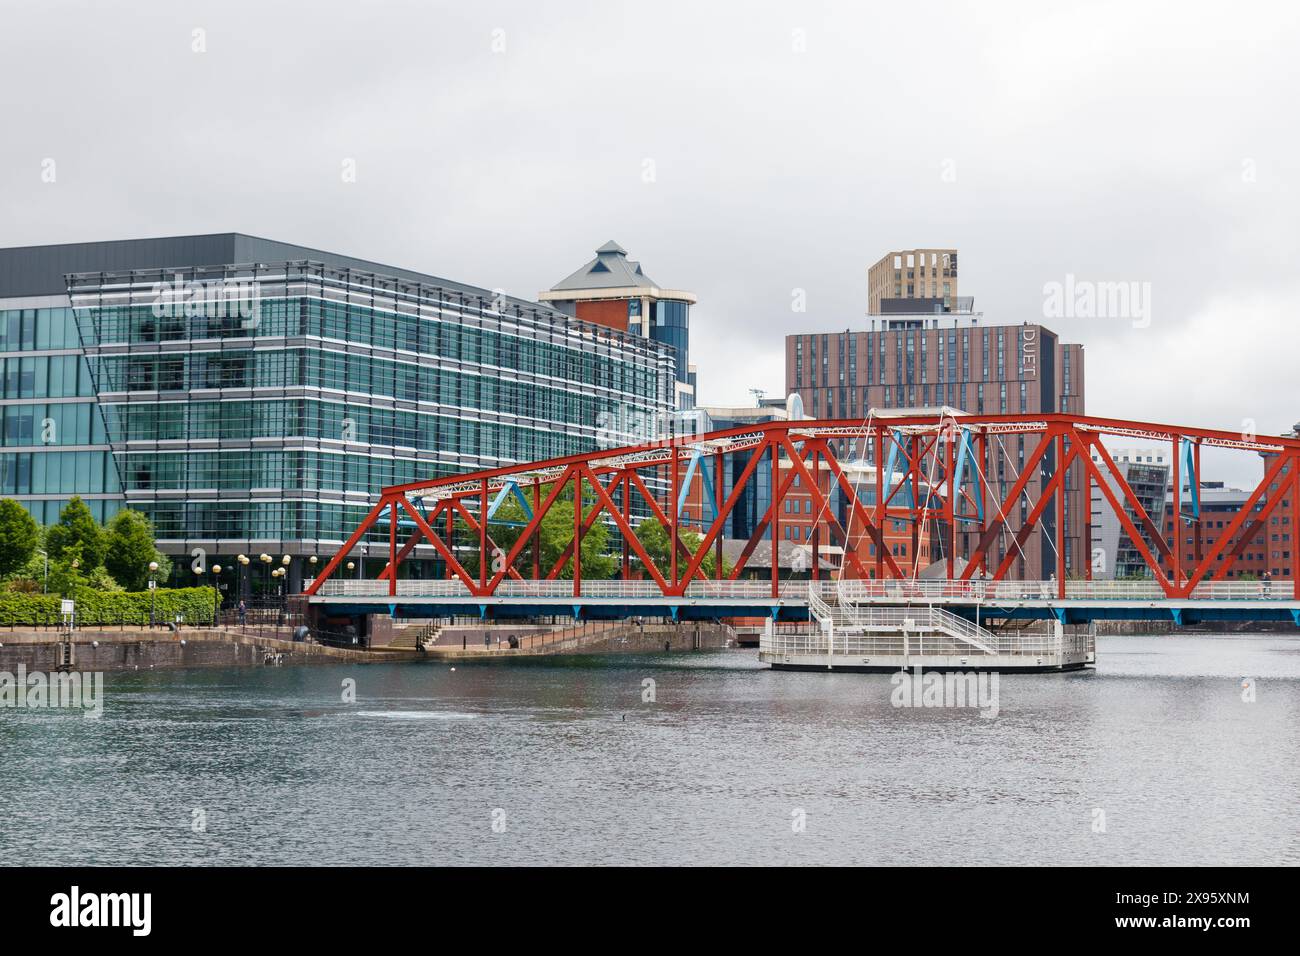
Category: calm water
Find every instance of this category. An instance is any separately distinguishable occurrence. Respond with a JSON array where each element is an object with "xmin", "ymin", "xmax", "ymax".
[{"xmin": 1, "ymin": 634, "xmax": 1298, "ymax": 866}]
